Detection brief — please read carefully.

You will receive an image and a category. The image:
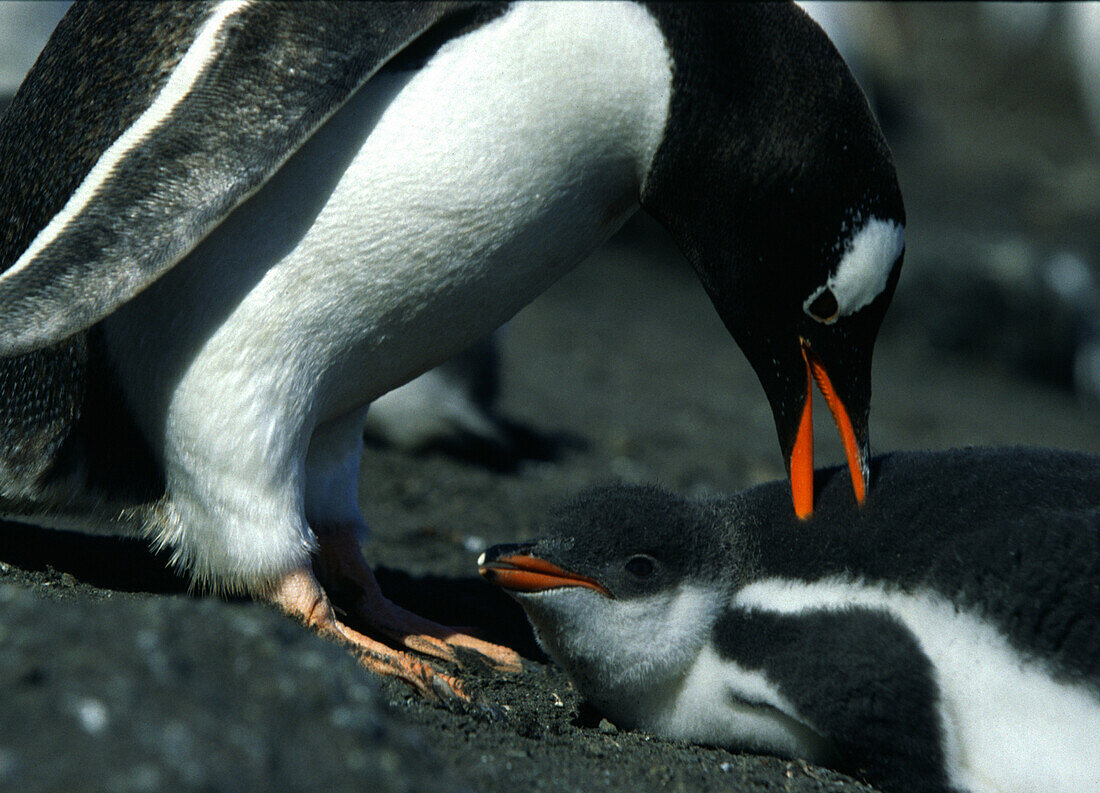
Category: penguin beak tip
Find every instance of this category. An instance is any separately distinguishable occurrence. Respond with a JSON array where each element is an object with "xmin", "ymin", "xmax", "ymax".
[{"xmin": 791, "ymin": 340, "xmax": 871, "ymax": 518}]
